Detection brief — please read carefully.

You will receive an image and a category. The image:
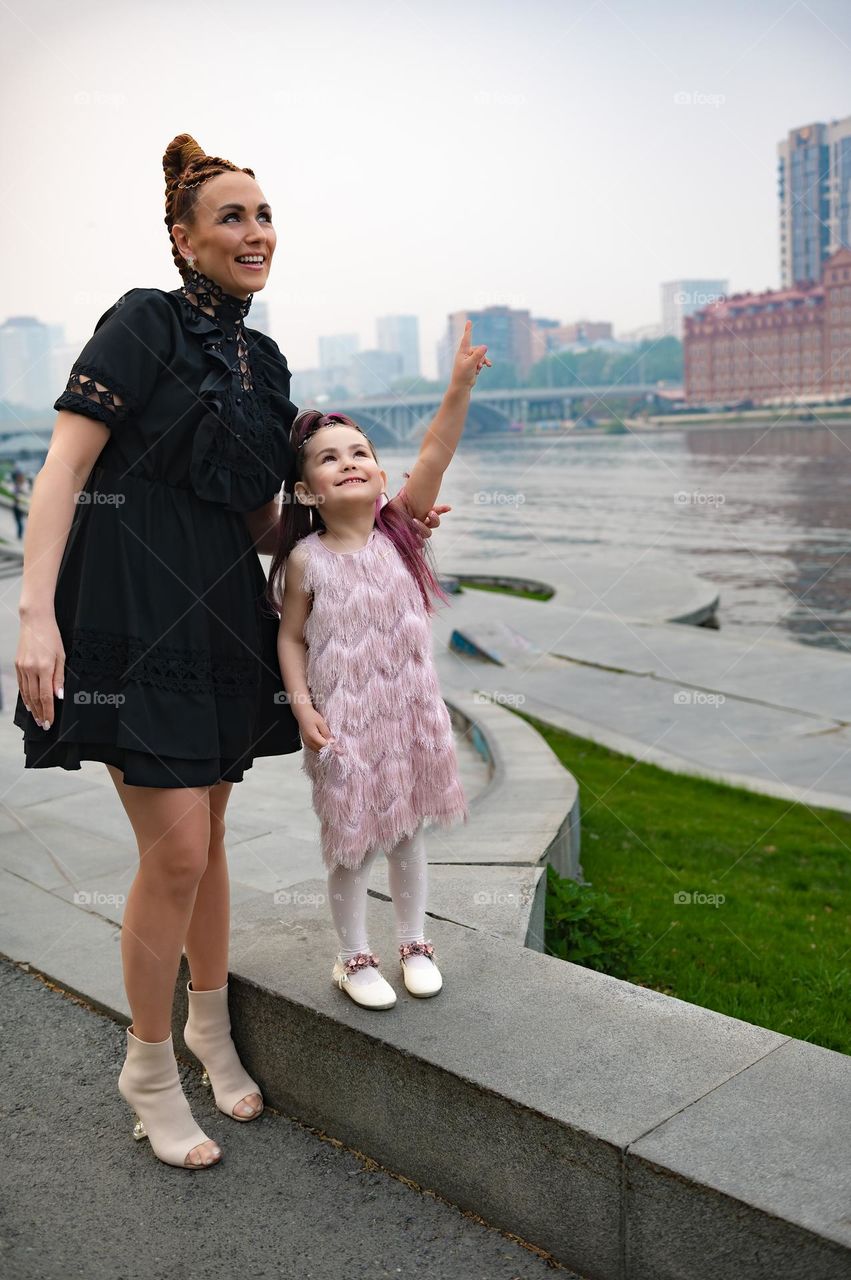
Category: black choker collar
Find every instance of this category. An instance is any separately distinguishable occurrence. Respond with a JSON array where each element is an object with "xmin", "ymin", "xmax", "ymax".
[{"xmin": 180, "ymin": 266, "xmax": 253, "ymax": 325}]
